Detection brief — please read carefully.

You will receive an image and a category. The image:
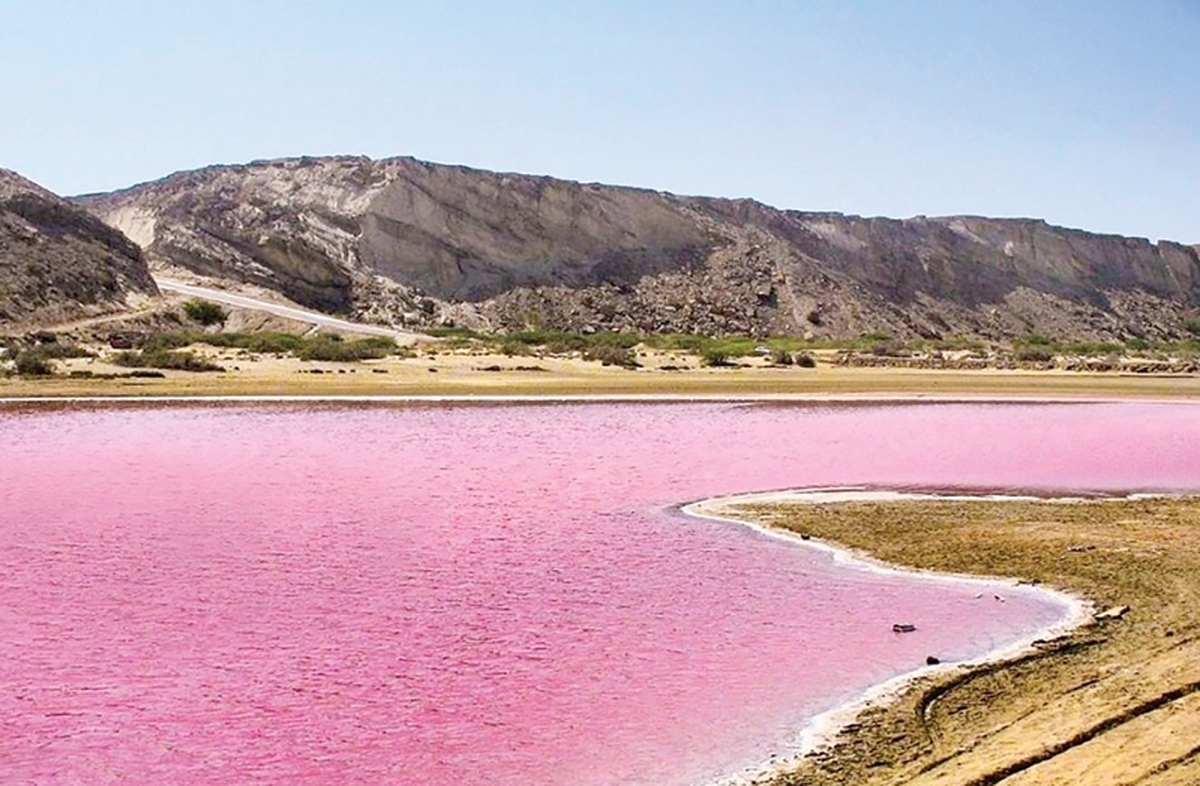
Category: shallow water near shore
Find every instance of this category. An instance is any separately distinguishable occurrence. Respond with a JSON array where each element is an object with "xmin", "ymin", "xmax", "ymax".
[{"xmin": 3, "ymin": 400, "xmax": 1200, "ymax": 785}]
